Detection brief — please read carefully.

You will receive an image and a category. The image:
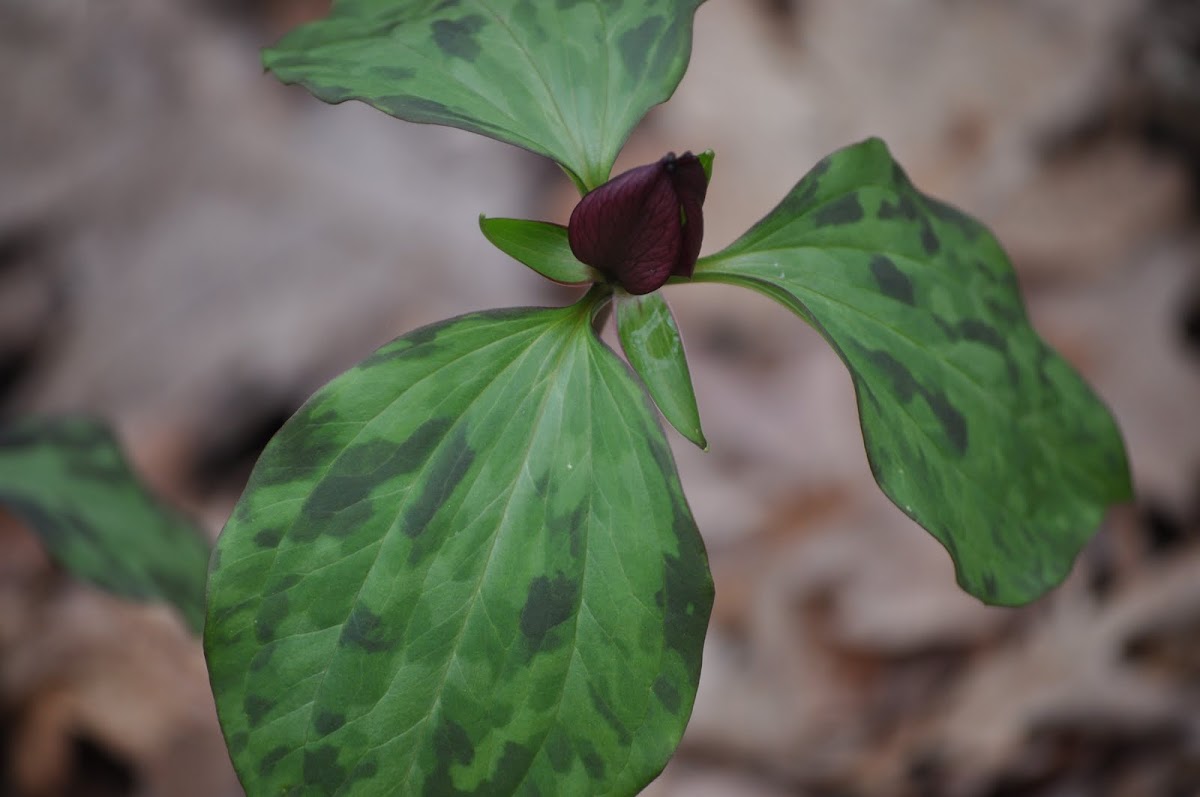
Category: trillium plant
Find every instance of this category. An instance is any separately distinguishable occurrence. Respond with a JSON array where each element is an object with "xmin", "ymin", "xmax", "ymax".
[
  {"xmin": 0, "ymin": 3, "xmax": 1132, "ymax": 796},
  {"xmin": 3, "ymin": 2, "xmax": 1130, "ymax": 796}
]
